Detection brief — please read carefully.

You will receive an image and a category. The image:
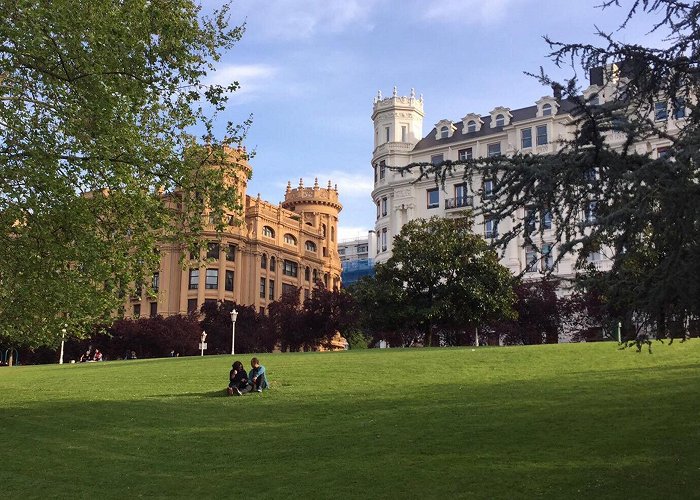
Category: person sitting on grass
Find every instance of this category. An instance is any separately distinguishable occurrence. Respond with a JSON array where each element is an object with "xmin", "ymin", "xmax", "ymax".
[
  {"xmin": 247, "ymin": 357, "xmax": 269, "ymax": 393},
  {"xmin": 227, "ymin": 360, "xmax": 248, "ymax": 396}
]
